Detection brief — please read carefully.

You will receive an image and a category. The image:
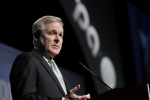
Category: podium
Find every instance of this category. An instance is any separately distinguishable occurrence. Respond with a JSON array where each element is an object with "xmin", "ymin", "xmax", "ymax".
[{"xmin": 90, "ymin": 84, "xmax": 150, "ymax": 100}]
